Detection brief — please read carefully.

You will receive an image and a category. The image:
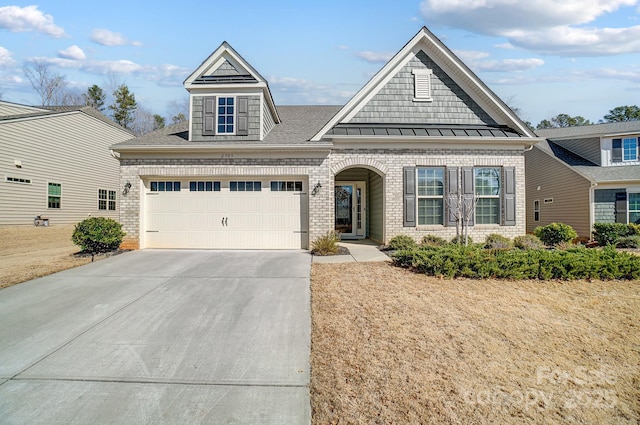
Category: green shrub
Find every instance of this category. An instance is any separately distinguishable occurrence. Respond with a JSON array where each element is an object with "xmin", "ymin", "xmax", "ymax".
[
  {"xmin": 392, "ymin": 244, "xmax": 640, "ymax": 280},
  {"xmin": 421, "ymin": 234, "xmax": 448, "ymax": 247},
  {"xmin": 513, "ymin": 234, "xmax": 544, "ymax": 250},
  {"xmin": 534, "ymin": 222, "xmax": 578, "ymax": 246},
  {"xmin": 484, "ymin": 233, "xmax": 512, "ymax": 250},
  {"xmin": 592, "ymin": 223, "xmax": 632, "ymax": 246},
  {"xmin": 311, "ymin": 231, "xmax": 341, "ymax": 255},
  {"xmin": 617, "ymin": 235, "xmax": 640, "ymax": 249},
  {"xmin": 388, "ymin": 235, "xmax": 418, "ymax": 251},
  {"xmin": 629, "ymin": 223, "xmax": 640, "ymax": 235},
  {"xmin": 72, "ymin": 217, "xmax": 125, "ymax": 253}
]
